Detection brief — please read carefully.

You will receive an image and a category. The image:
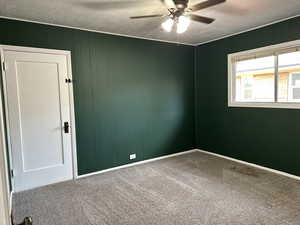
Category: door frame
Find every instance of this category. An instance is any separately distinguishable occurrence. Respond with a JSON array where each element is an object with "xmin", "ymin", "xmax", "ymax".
[
  {"xmin": 0, "ymin": 80, "xmax": 11, "ymax": 225},
  {"xmin": 0, "ymin": 45, "xmax": 78, "ymax": 193}
]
